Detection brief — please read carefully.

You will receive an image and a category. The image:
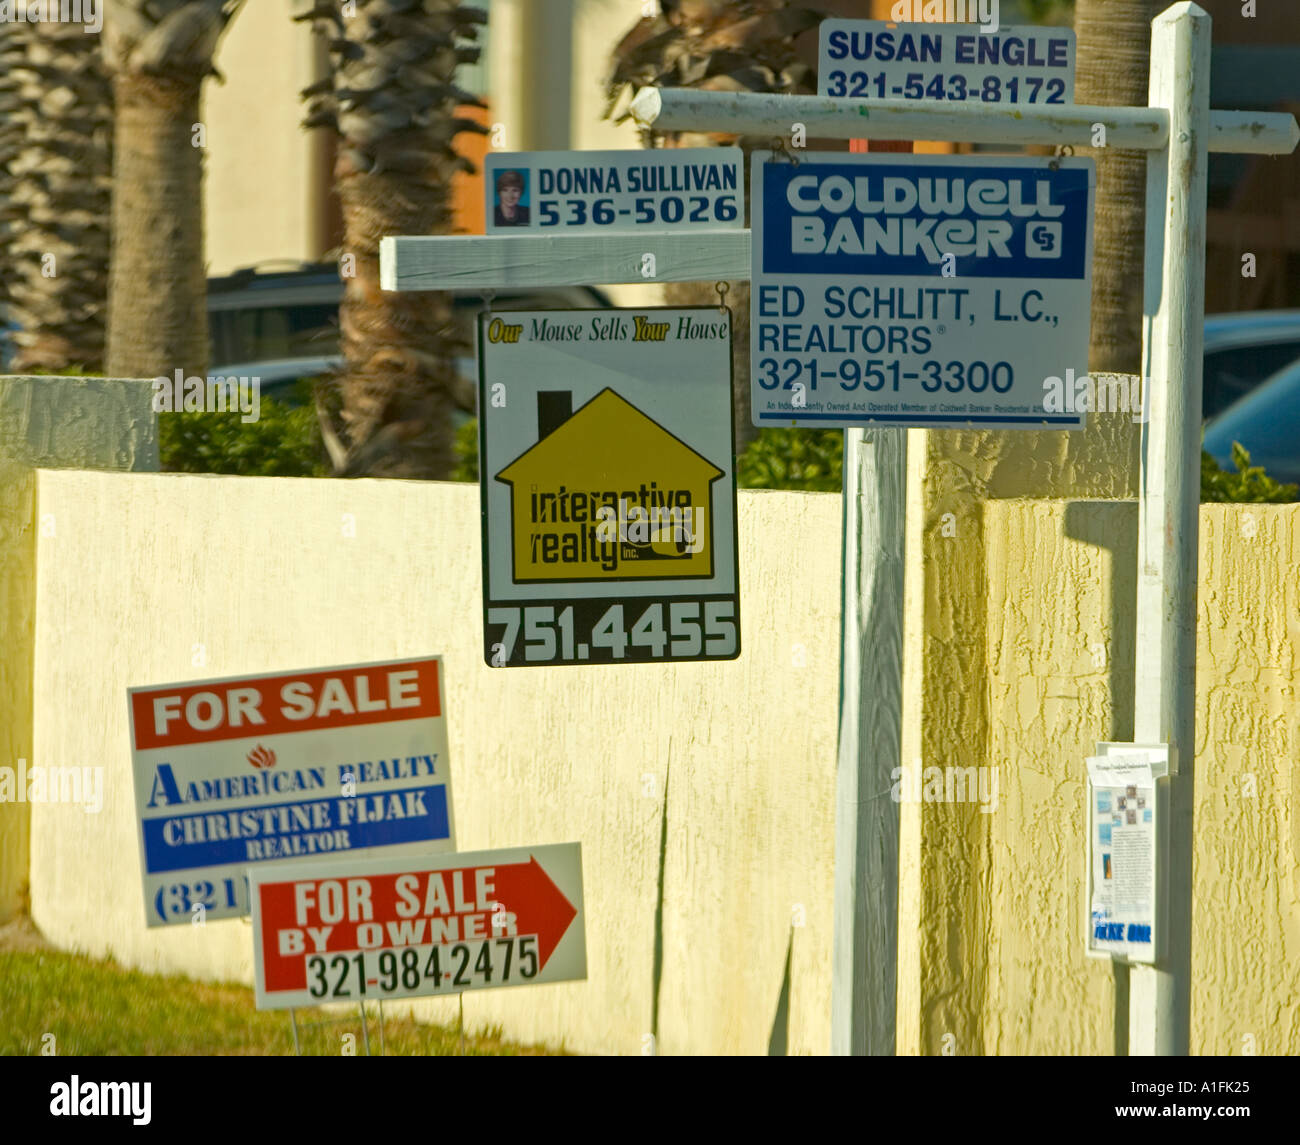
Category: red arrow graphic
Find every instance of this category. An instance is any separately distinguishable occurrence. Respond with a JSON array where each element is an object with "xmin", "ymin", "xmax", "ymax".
[
  {"xmin": 493, "ymin": 856, "xmax": 578, "ymax": 970},
  {"xmin": 259, "ymin": 855, "xmax": 579, "ymax": 993}
]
